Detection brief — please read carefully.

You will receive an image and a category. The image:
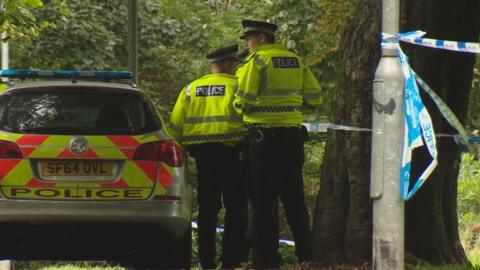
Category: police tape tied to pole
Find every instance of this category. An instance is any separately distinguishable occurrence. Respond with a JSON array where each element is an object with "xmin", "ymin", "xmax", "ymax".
[
  {"xmin": 381, "ymin": 30, "xmax": 479, "ymax": 200},
  {"xmin": 303, "ymin": 31, "xmax": 478, "ymax": 201}
]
